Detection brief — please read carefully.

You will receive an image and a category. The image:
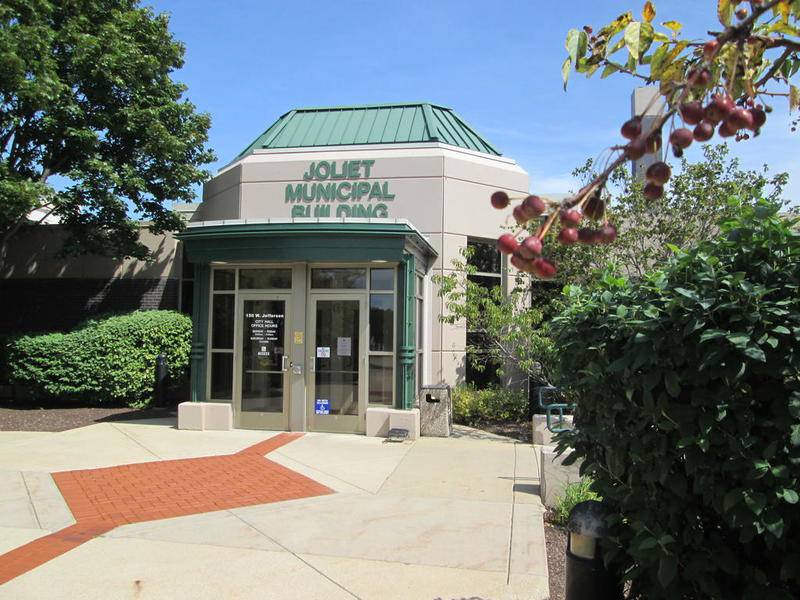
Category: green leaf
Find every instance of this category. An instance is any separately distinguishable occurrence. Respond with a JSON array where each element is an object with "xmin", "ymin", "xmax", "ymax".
[
  {"xmin": 743, "ymin": 346, "xmax": 766, "ymax": 362},
  {"xmin": 601, "ymin": 63, "xmax": 620, "ymax": 79},
  {"xmin": 718, "ymin": 0, "xmax": 734, "ymax": 26},
  {"xmin": 790, "ymin": 85, "xmax": 800, "ymax": 112},
  {"xmin": 664, "ymin": 371, "xmax": 680, "ymax": 398},
  {"xmin": 661, "ymin": 20, "xmax": 682, "ymax": 34},
  {"xmin": 723, "ymin": 488, "xmax": 743, "ymax": 512},
  {"xmin": 700, "ymin": 329, "xmax": 726, "ymax": 342},
  {"xmin": 782, "ymin": 489, "xmax": 799, "ymax": 504},
  {"xmin": 565, "ymin": 29, "xmax": 588, "ymax": 65},
  {"xmin": 624, "ymin": 21, "xmax": 654, "ymax": 61},
  {"xmin": 762, "ymin": 509, "xmax": 785, "ymax": 538},
  {"xmin": 773, "ymin": 325, "xmax": 791, "ymax": 335},
  {"xmin": 562, "ymin": 57, "xmax": 572, "ymax": 90},
  {"xmin": 658, "ymin": 555, "xmax": 678, "ymax": 586}
]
